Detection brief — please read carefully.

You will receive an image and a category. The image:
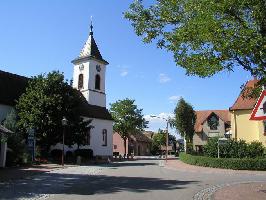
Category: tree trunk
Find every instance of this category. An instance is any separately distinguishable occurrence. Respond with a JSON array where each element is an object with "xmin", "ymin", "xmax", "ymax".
[
  {"xmin": 123, "ymin": 138, "xmax": 127, "ymax": 158},
  {"xmin": 184, "ymin": 132, "xmax": 187, "ymax": 153}
]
